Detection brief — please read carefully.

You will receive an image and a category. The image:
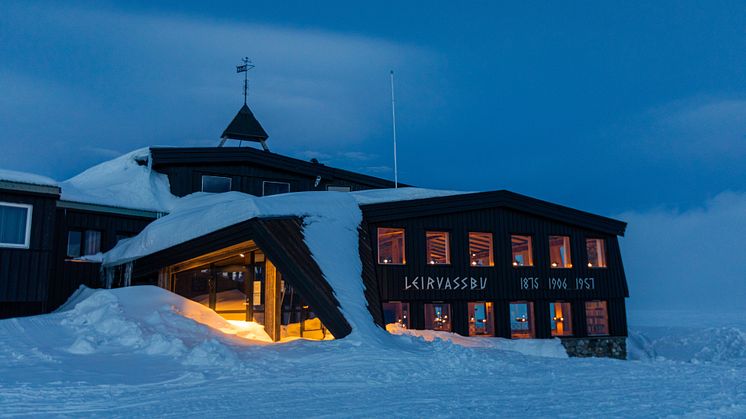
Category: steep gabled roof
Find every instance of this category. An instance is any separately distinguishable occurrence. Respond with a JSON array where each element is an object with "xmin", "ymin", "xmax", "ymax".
[
  {"xmin": 360, "ymin": 190, "xmax": 627, "ymax": 236},
  {"xmin": 221, "ymin": 104, "xmax": 269, "ymax": 142}
]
